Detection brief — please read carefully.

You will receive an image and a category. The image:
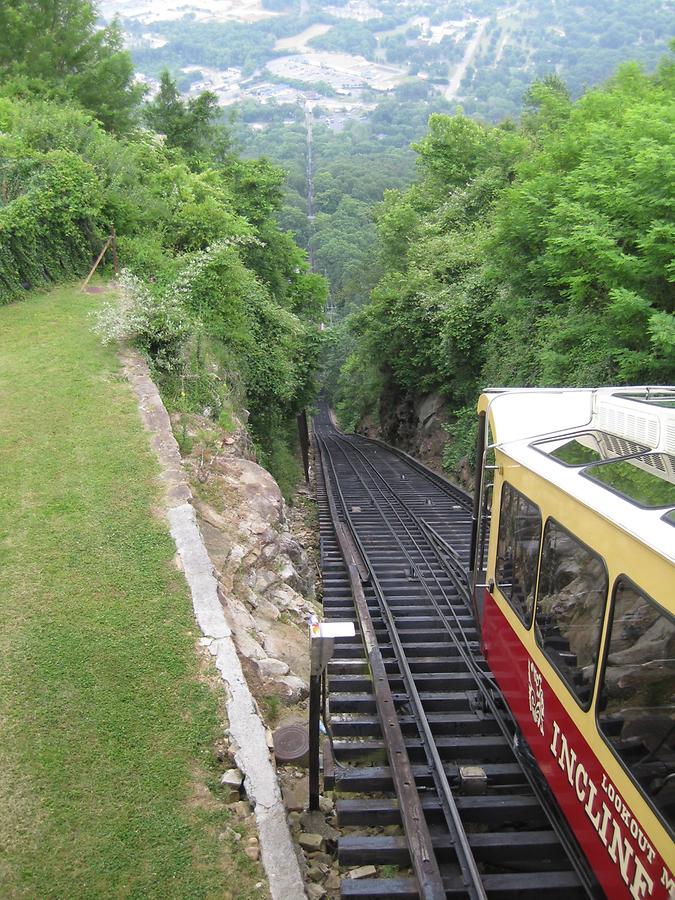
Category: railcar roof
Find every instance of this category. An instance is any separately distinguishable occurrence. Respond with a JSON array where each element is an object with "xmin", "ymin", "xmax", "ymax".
[{"xmin": 480, "ymin": 387, "xmax": 675, "ymax": 564}]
